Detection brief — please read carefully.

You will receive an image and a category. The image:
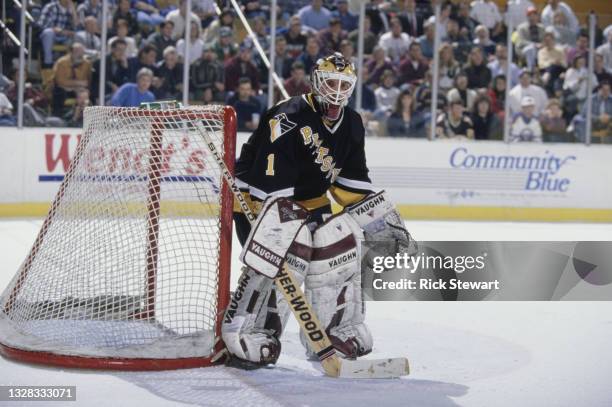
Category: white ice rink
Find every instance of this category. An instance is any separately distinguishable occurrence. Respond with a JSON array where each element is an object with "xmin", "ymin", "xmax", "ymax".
[{"xmin": 1, "ymin": 219, "xmax": 611, "ymax": 407}]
